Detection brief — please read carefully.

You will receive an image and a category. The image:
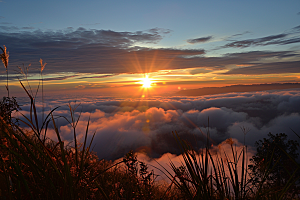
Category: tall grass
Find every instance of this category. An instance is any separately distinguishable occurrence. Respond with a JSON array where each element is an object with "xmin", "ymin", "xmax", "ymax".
[
  {"xmin": 0, "ymin": 54, "xmax": 114, "ymax": 199},
  {"xmin": 158, "ymin": 131, "xmax": 249, "ymax": 199},
  {"xmin": 39, "ymin": 59, "xmax": 46, "ymax": 128},
  {"xmin": 0, "ymin": 45, "xmax": 9, "ymax": 97},
  {"xmin": 0, "ymin": 85, "xmax": 106, "ymax": 199},
  {"xmin": 159, "ymin": 129, "xmax": 300, "ymax": 200}
]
